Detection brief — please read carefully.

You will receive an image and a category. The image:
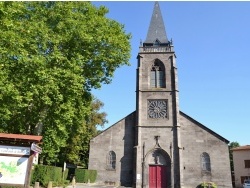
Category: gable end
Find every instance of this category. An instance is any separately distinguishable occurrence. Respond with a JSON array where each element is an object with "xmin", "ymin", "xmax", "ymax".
[
  {"xmin": 180, "ymin": 111, "xmax": 230, "ymax": 144},
  {"xmin": 90, "ymin": 111, "xmax": 136, "ymax": 140}
]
